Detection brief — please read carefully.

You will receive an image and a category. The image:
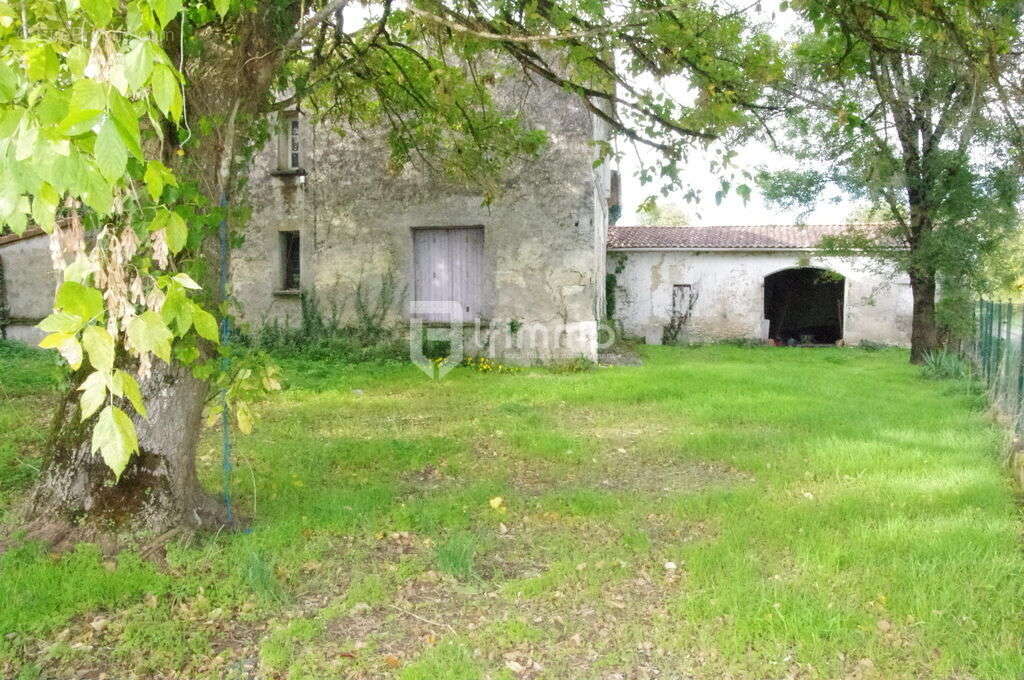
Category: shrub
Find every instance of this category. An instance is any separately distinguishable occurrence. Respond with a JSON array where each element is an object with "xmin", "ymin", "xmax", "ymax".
[
  {"xmin": 857, "ymin": 340, "xmax": 889, "ymax": 352},
  {"xmin": 922, "ymin": 349, "xmax": 973, "ymax": 381},
  {"xmin": 546, "ymin": 356, "xmax": 597, "ymax": 373},
  {"xmin": 240, "ymin": 290, "xmax": 406, "ymax": 363}
]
